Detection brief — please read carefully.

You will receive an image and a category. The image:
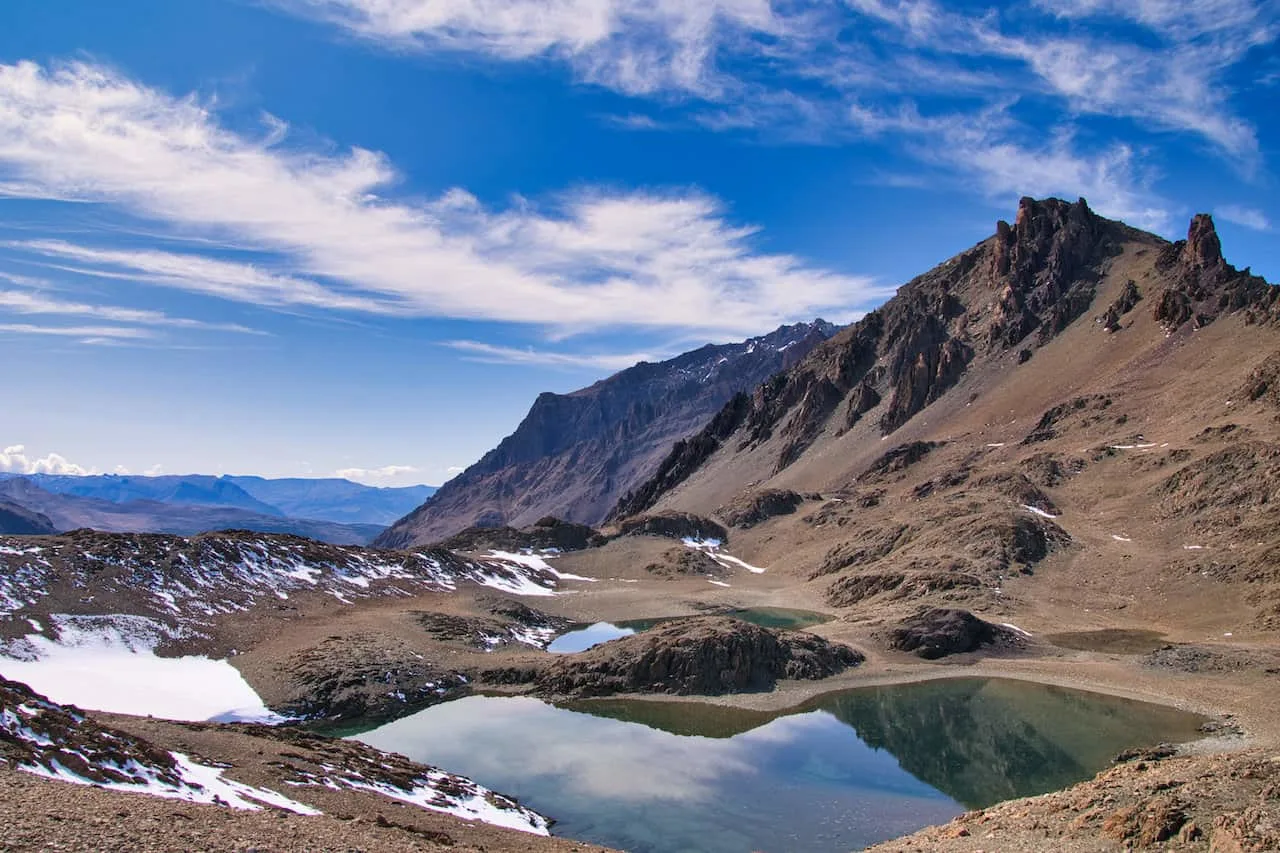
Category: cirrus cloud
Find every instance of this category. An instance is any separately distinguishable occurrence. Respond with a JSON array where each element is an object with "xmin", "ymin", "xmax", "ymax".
[{"xmin": 0, "ymin": 60, "xmax": 884, "ymax": 339}]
